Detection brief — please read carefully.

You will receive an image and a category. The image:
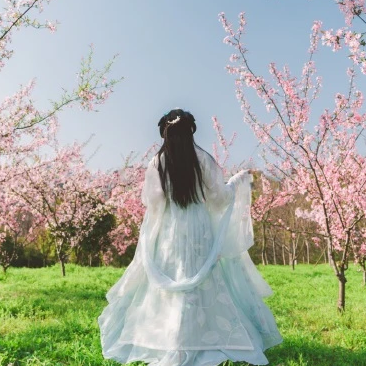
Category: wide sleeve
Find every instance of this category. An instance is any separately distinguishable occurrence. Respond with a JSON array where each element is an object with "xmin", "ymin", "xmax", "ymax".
[
  {"xmin": 141, "ymin": 156, "xmax": 165, "ymax": 210},
  {"xmin": 200, "ymin": 151, "xmax": 254, "ymax": 258},
  {"xmin": 201, "ymin": 153, "xmax": 237, "ymax": 212},
  {"xmin": 201, "ymin": 151, "xmax": 251, "ymax": 213},
  {"xmin": 223, "ymin": 169, "xmax": 254, "ymax": 257}
]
